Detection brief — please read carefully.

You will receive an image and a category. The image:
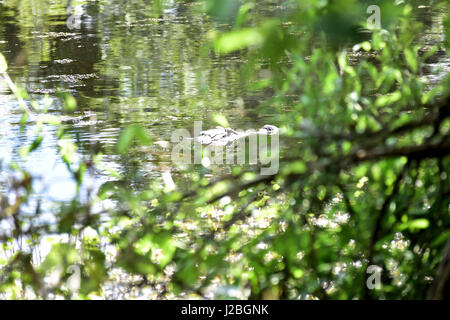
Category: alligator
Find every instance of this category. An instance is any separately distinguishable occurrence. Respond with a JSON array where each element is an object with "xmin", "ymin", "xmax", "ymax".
[{"xmin": 196, "ymin": 125, "xmax": 279, "ymax": 146}]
